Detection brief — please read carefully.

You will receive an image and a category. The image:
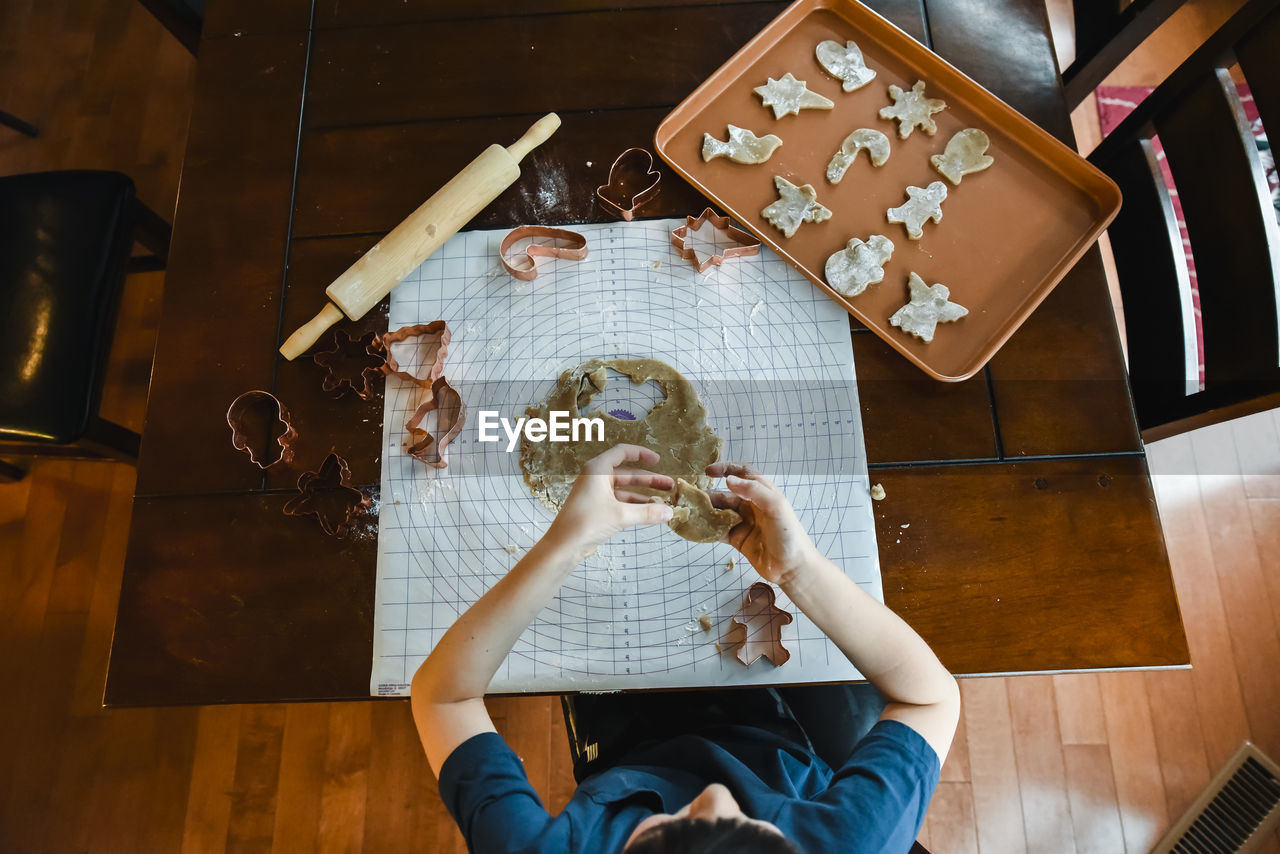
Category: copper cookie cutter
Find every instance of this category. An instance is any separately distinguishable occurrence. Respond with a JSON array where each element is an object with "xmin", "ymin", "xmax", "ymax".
[
  {"xmin": 596, "ymin": 147, "xmax": 662, "ymax": 221},
  {"xmin": 226, "ymin": 390, "xmax": 298, "ymax": 468},
  {"xmin": 379, "ymin": 320, "xmax": 451, "ymax": 386},
  {"xmin": 670, "ymin": 207, "xmax": 761, "ymax": 273},
  {"xmin": 727, "ymin": 582, "xmax": 793, "ymax": 667},
  {"xmin": 406, "ymin": 376, "xmax": 467, "ymax": 468},
  {"xmin": 282, "ymin": 452, "xmax": 371, "ymax": 537},
  {"xmin": 499, "ymin": 226, "xmax": 588, "ymax": 281},
  {"xmin": 312, "ymin": 329, "xmax": 384, "ymax": 400}
]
